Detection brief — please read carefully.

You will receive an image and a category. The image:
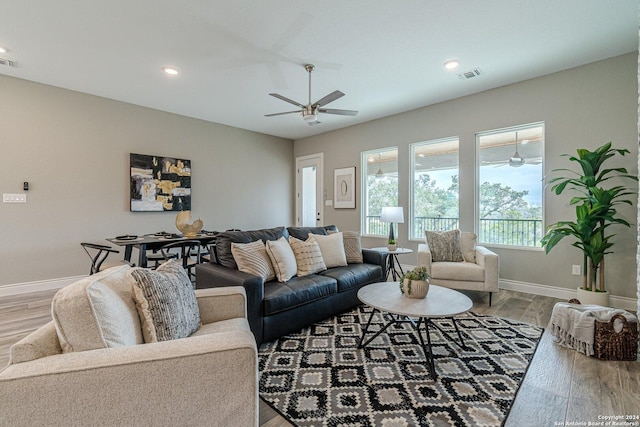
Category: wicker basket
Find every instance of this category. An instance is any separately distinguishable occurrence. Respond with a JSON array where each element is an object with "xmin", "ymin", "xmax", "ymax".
[{"xmin": 593, "ymin": 314, "xmax": 638, "ymax": 361}]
